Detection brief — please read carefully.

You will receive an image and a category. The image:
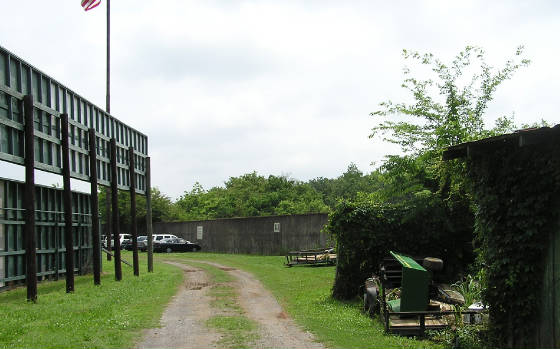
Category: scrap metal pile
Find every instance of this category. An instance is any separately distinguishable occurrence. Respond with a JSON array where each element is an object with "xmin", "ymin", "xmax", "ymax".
[{"xmin": 363, "ymin": 251, "xmax": 486, "ymax": 336}]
